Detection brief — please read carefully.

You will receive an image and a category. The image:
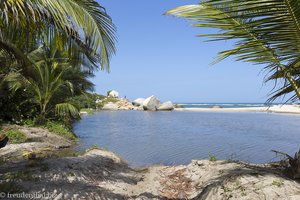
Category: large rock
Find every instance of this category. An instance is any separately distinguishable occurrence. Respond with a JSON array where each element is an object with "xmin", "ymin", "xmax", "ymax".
[
  {"xmin": 142, "ymin": 96, "xmax": 160, "ymax": 111},
  {"xmin": 157, "ymin": 101, "xmax": 174, "ymax": 111},
  {"xmin": 107, "ymin": 90, "xmax": 119, "ymax": 98},
  {"xmin": 132, "ymin": 98, "xmax": 145, "ymax": 106},
  {"xmin": 116, "ymin": 99, "xmax": 135, "ymax": 110},
  {"xmin": 102, "ymin": 102, "xmax": 118, "ymax": 111}
]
